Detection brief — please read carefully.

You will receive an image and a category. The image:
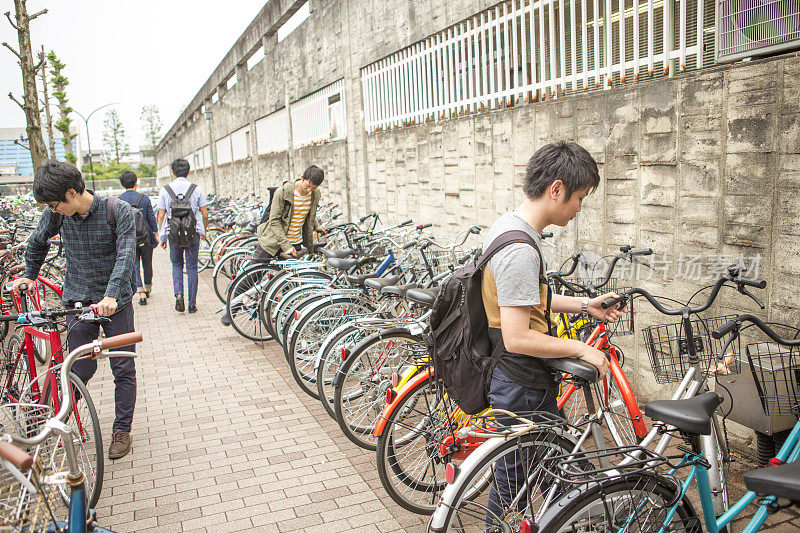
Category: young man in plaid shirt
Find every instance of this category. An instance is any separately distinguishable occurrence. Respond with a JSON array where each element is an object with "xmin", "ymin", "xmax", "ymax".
[{"xmin": 13, "ymin": 160, "xmax": 138, "ymax": 459}]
